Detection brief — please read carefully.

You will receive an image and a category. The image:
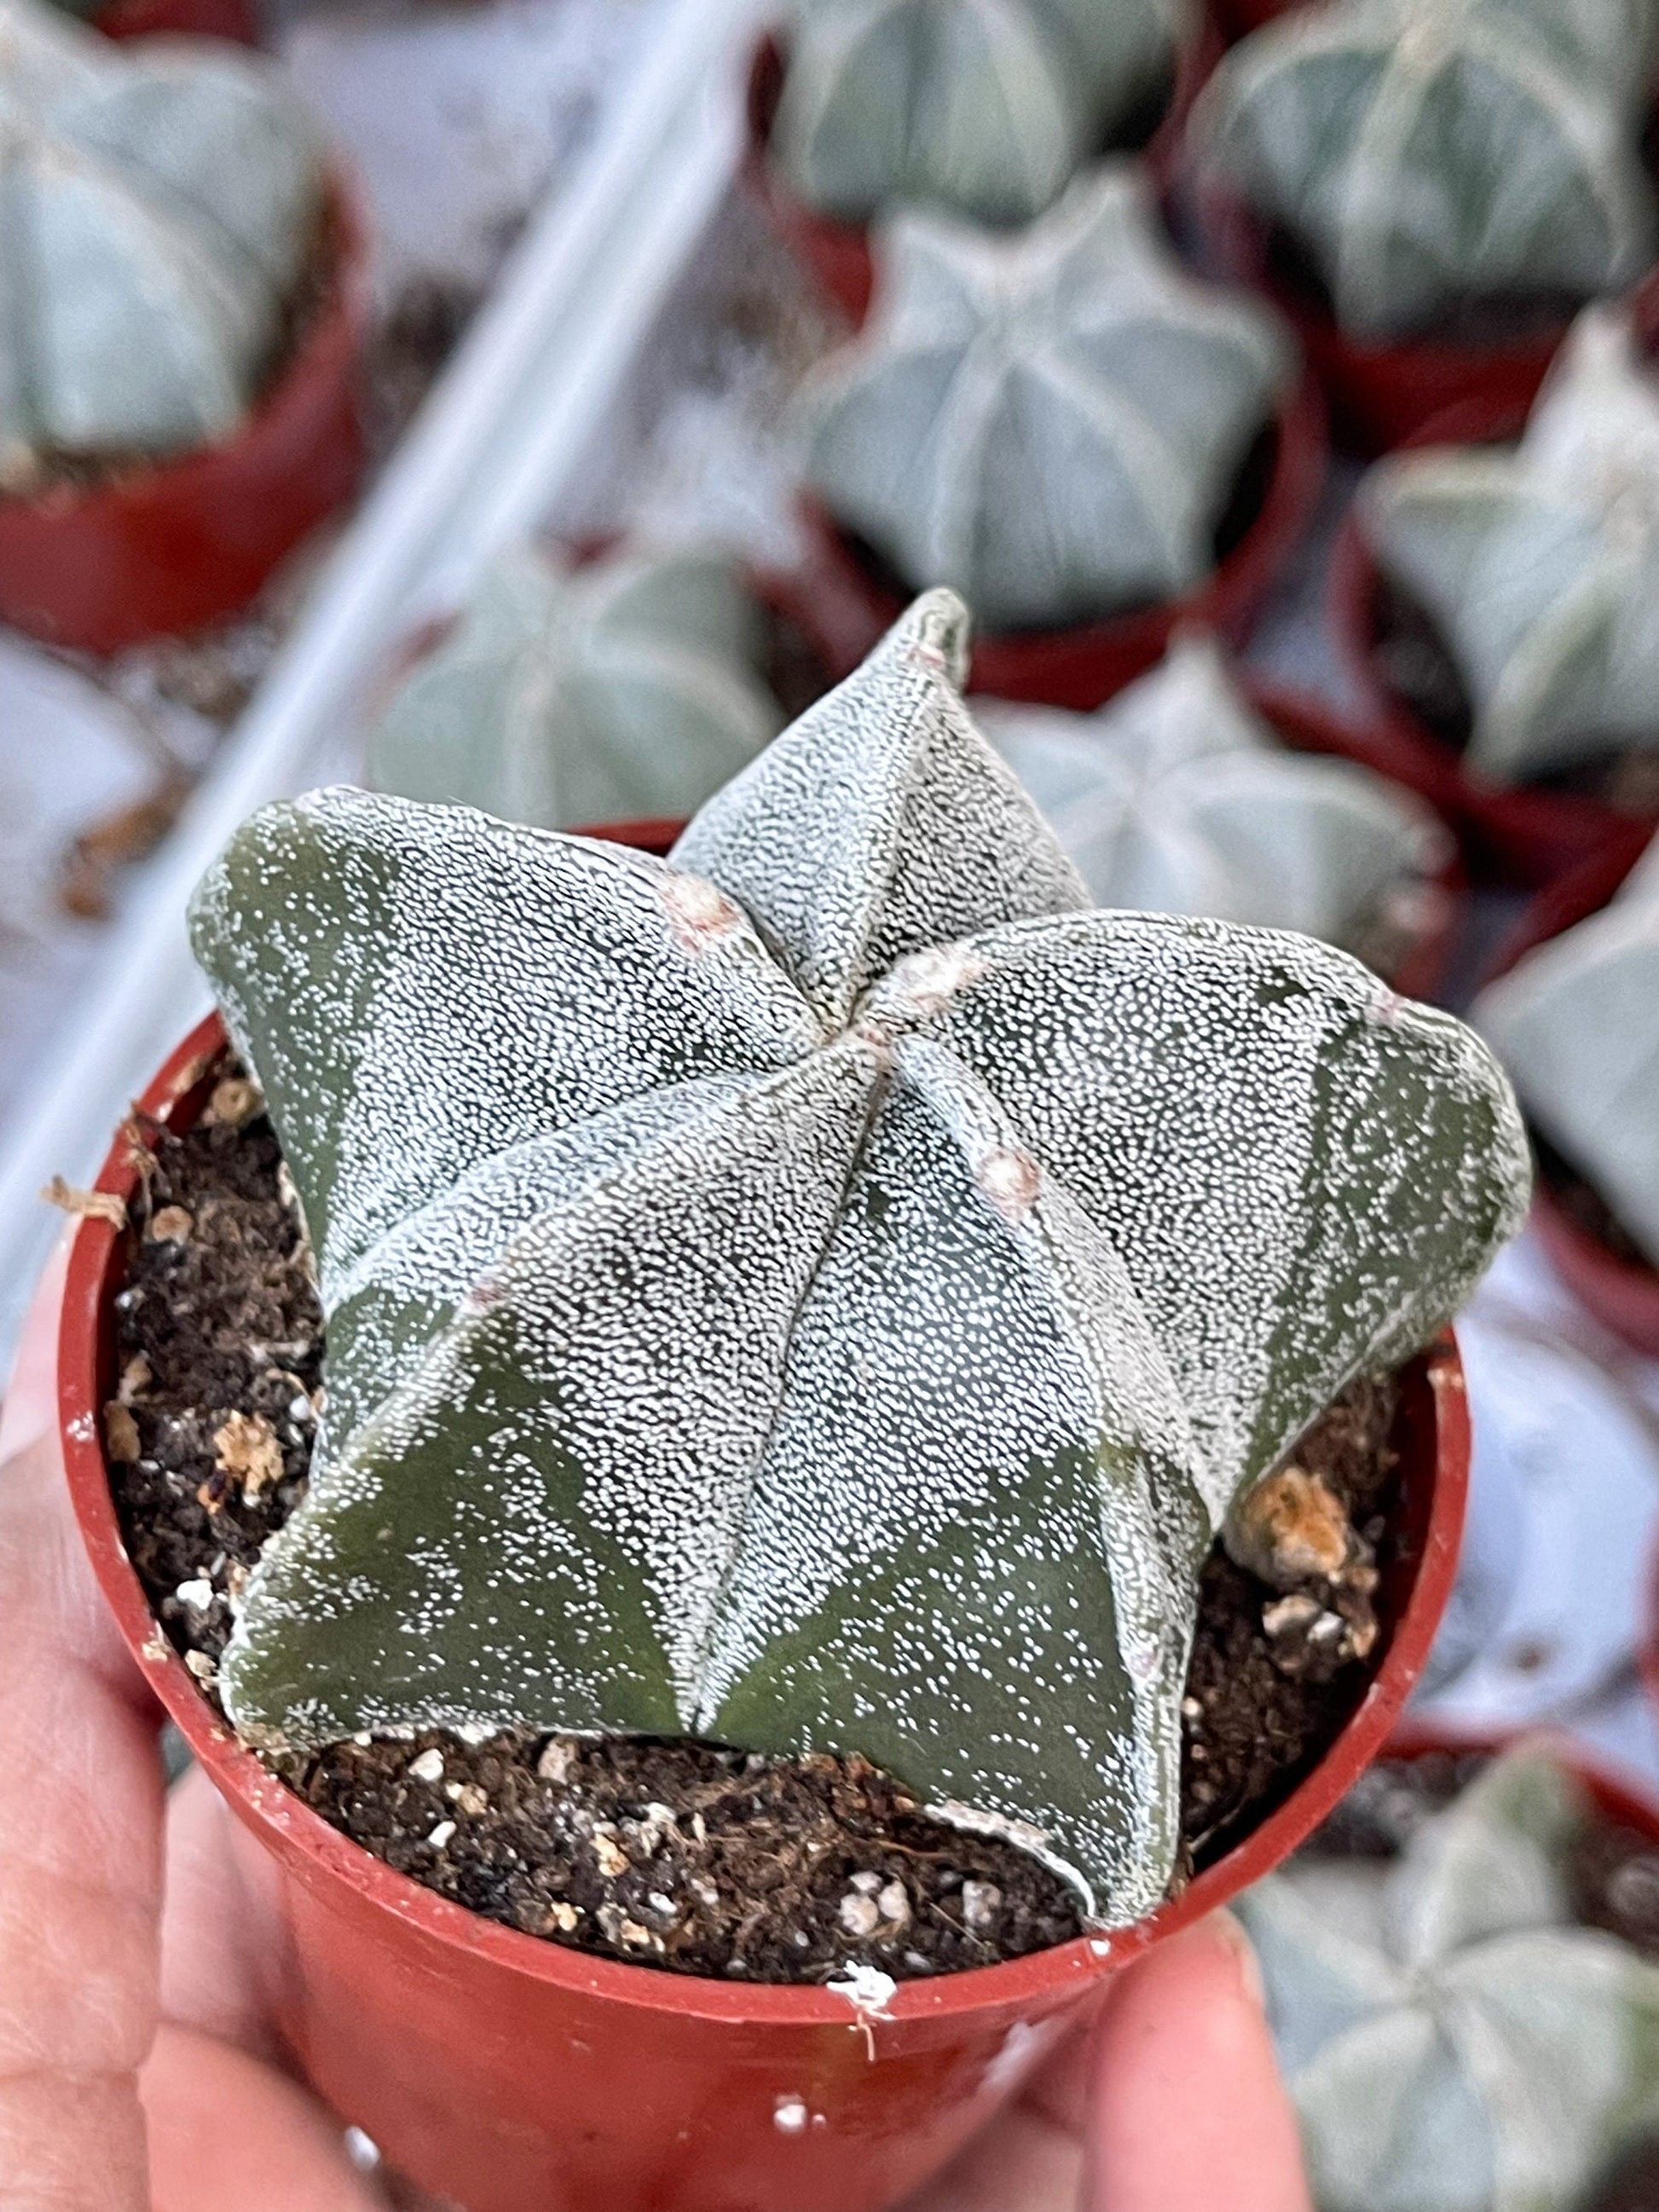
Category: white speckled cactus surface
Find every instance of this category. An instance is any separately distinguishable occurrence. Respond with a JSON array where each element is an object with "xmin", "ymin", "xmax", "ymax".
[
  {"xmin": 772, "ymin": 0, "xmax": 1194, "ymax": 225},
  {"xmin": 1366, "ymin": 310, "xmax": 1659, "ymax": 788},
  {"xmin": 795, "ymin": 165, "xmax": 1293, "ymax": 632},
  {"xmin": 367, "ymin": 545, "xmax": 783, "ymax": 832},
  {"xmin": 1475, "ymin": 834, "xmax": 1659, "ymax": 1270},
  {"xmin": 188, "ymin": 592, "xmax": 1528, "ymax": 1915},
  {"xmin": 1242, "ymin": 1746, "xmax": 1659, "ymax": 2212},
  {"xmin": 981, "ymin": 637, "xmax": 1450, "ymax": 958},
  {"xmin": 1196, "ymin": 0, "xmax": 1659, "ymax": 340},
  {"xmin": 0, "ymin": 0, "xmax": 325, "ymax": 490}
]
